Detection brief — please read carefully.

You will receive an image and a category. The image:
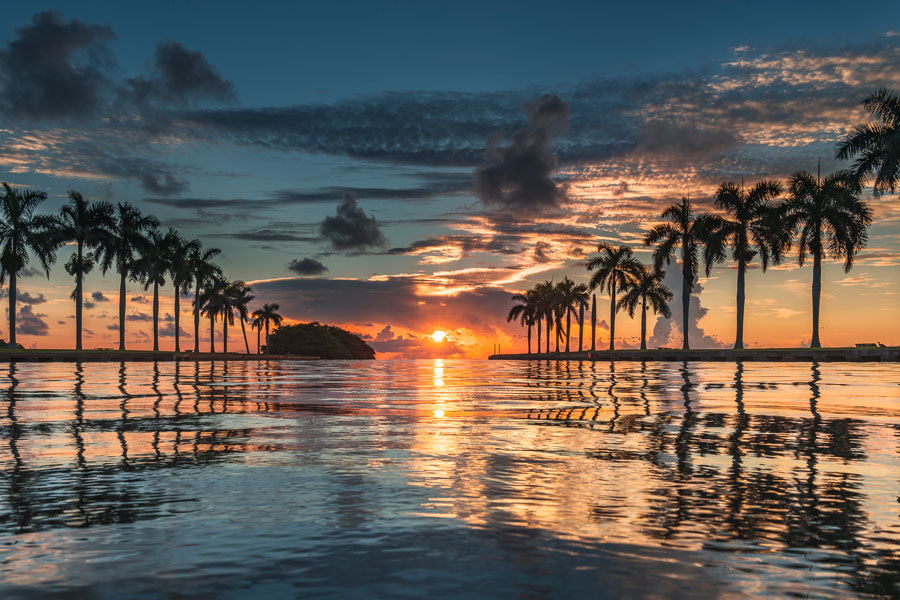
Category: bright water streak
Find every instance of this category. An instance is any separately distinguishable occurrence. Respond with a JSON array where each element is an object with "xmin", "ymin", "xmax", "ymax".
[{"xmin": 0, "ymin": 360, "xmax": 898, "ymax": 599}]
